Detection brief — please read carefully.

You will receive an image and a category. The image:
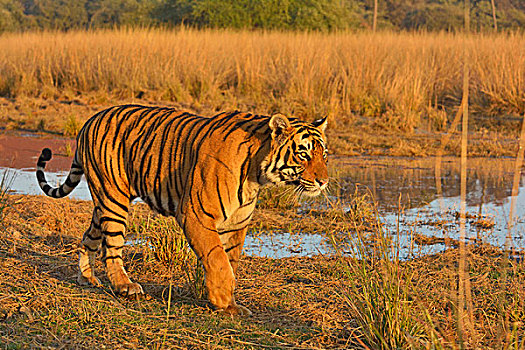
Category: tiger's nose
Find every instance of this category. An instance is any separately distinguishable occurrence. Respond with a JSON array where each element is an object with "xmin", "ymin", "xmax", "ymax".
[{"xmin": 315, "ymin": 178, "xmax": 328, "ymax": 190}]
